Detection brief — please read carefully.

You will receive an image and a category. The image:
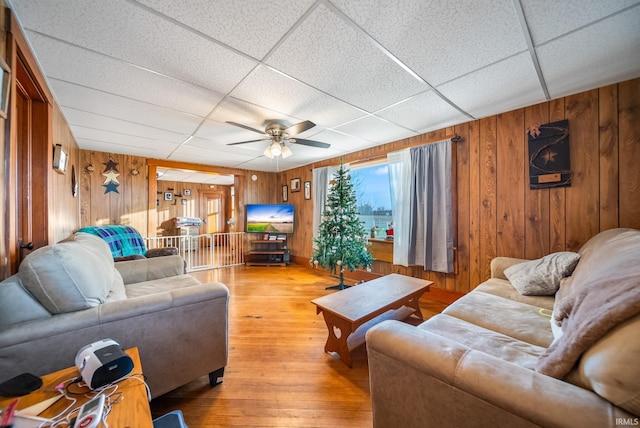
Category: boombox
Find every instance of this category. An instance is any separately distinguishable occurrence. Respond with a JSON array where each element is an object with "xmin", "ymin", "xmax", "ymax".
[{"xmin": 75, "ymin": 339, "xmax": 134, "ymax": 389}]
